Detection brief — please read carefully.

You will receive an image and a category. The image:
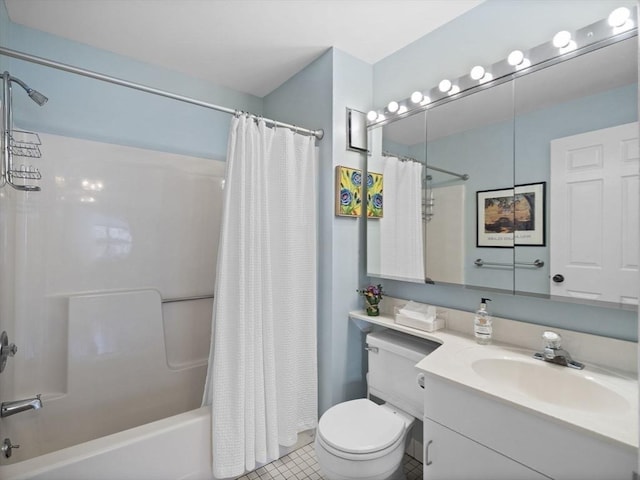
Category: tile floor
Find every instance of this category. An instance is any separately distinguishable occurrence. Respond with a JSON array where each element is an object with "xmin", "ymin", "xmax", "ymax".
[{"xmin": 236, "ymin": 443, "xmax": 423, "ymax": 480}]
